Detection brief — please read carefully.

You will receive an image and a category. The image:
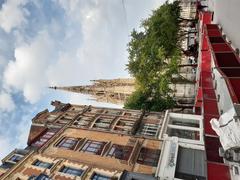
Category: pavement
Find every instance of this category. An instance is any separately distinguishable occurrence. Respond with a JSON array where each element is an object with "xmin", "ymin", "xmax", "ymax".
[{"xmin": 207, "ymin": 0, "xmax": 240, "ymax": 50}]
